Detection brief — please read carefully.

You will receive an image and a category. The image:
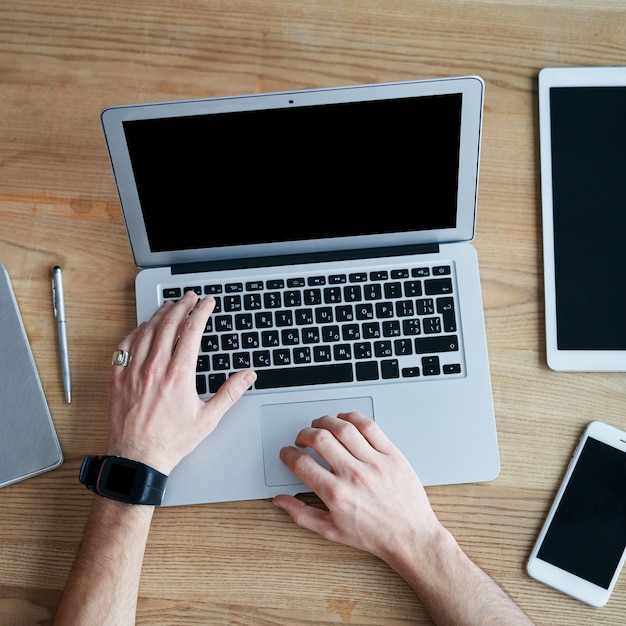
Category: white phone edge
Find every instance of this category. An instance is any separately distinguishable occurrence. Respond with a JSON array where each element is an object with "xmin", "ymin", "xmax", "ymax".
[{"xmin": 527, "ymin": 420, "xmax": 626, "ymax": 607}]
